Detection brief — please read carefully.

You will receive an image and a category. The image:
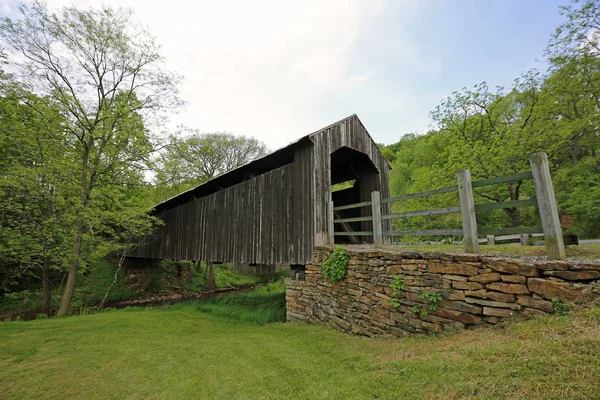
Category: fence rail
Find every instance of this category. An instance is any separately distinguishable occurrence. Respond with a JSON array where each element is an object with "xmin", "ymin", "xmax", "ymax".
[{"xmin": 329, "ymin": 152, "xmax": 566, "ymax": 260}]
